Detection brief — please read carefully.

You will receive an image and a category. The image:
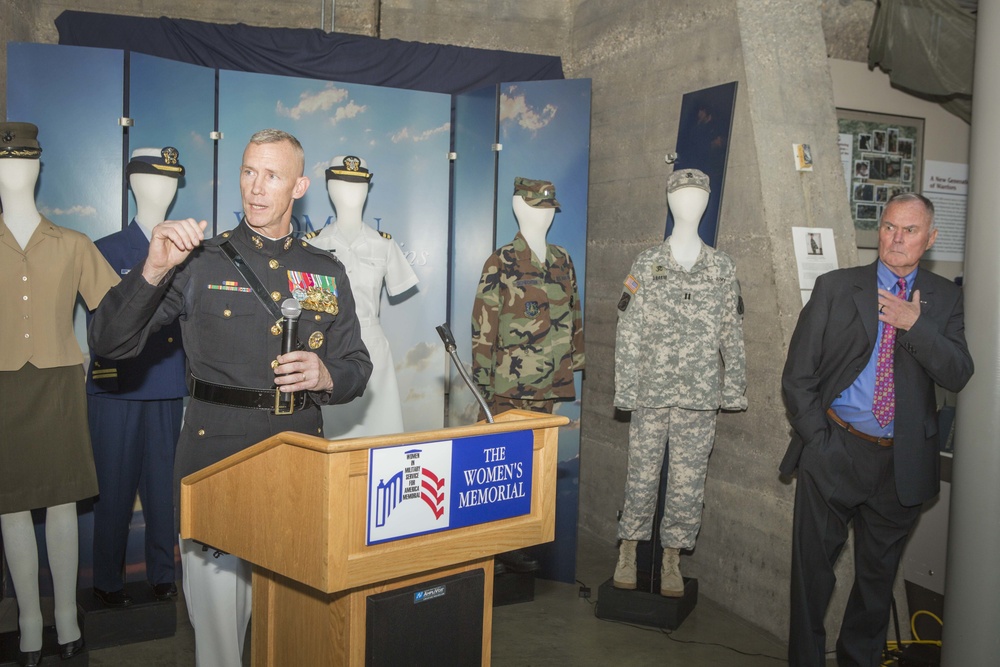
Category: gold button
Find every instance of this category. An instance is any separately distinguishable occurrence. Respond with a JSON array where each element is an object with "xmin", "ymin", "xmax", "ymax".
[
  {"xmin": 315, "ymin": 314, "xmax": 322, "ymax": 321},
  {"xmin": 271, "ymin": 359, "xmax": 279, "ymax": 369},
  {"xmin": 271, "ymin": 291, "xmax": 281, "ymax": 302},
  {"xmin": 269, "ymin": 259, "xmax": 279, "ymax": 270},
  {"xmin": 222, "ymin": 232, "xmax": 230, "ymax": 238},
  {"xmin": 198, "ymin": 429, "xmax": 205, "ymax": 436},
  {"xmin": 167, "ymin": 337, "xmax": 174, "ymax": 343},
  {"xmin": 223, "ymin": 309, "xmax": 232, "ymax": 318},
  {"xmin": 270, "ymin": 324, "xmax": 281, "ymax": 336}
]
